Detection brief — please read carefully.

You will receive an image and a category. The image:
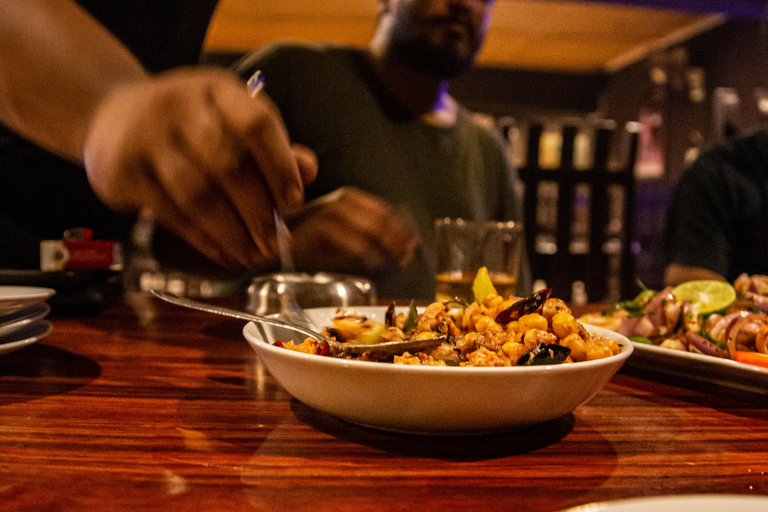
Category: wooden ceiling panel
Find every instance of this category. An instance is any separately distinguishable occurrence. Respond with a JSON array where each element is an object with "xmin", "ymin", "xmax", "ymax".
[
  {"xmin": 204, "ymin": 0, "xmax": 726, "ymax": 72},
  {"xmin": 206, "ymin": 19, "xmax": 375, "ymax": 50},
  {"xmin": 478, "ymin": 32, "xmax": 638, "ymax": 71}
]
